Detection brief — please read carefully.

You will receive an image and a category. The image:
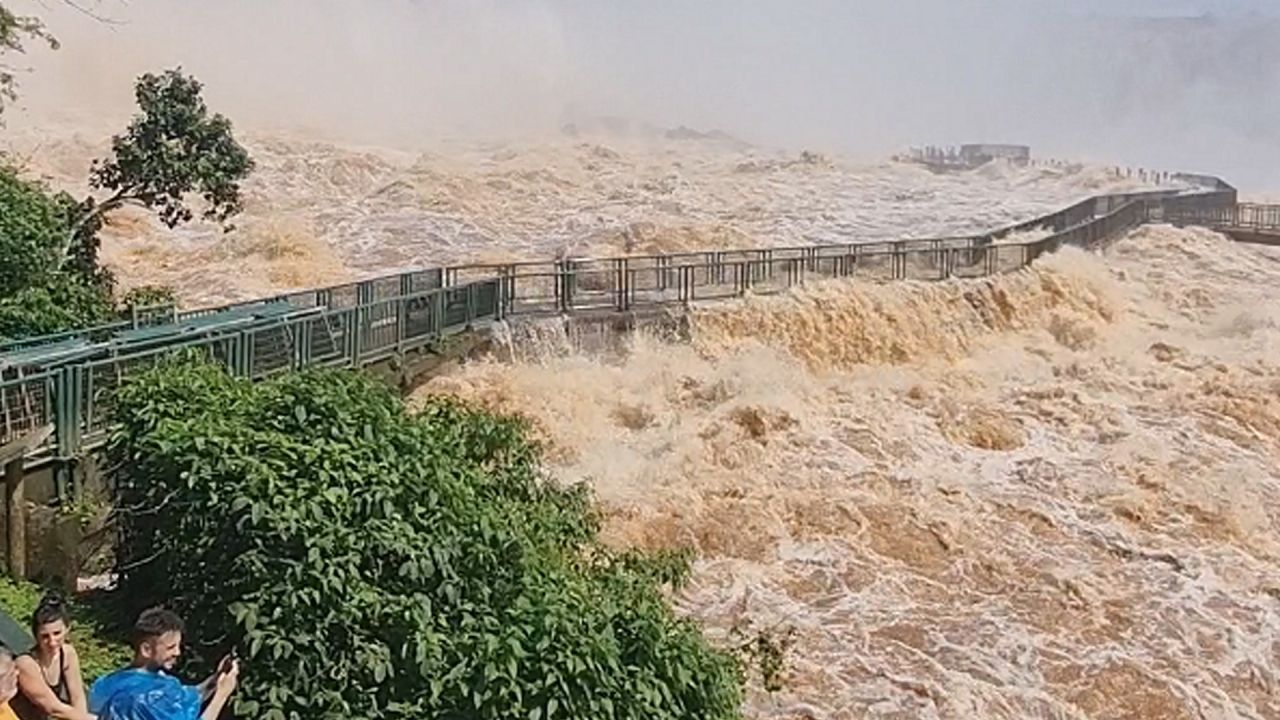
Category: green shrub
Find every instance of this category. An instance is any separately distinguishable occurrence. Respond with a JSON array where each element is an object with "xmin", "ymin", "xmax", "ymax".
[
  {"xmin": 0, "ymin": 165, "xmax": 66, "ymax": 297},
  {"xmin": 0, "ymin": 278, "xmax": 115, "ymax": 341},
  {"xmin": 108, "ymin": 356, "xmax": 743, "ymax": 719},
  {"xmin": 118, "ymin": 285, "xmax": 176, "ymax": 309},
  {"xmin": 0, "ymin": 165, "xmax": 115, "ymax": 341}
]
